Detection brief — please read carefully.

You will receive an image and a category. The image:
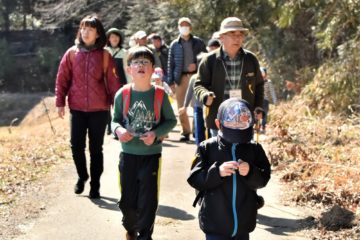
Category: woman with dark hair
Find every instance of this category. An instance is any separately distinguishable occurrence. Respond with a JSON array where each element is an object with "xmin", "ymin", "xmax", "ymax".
[
  {"xmin": 55, "ymin": 15, "xmax": 121, "ymax": 199},
  {"xmin": 105, "ymin": 27, "xmax": 128, "ymax": 85},
  {"xmin": 105, "ymin": 27, "xmax": 129, "ymax": 134}
]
